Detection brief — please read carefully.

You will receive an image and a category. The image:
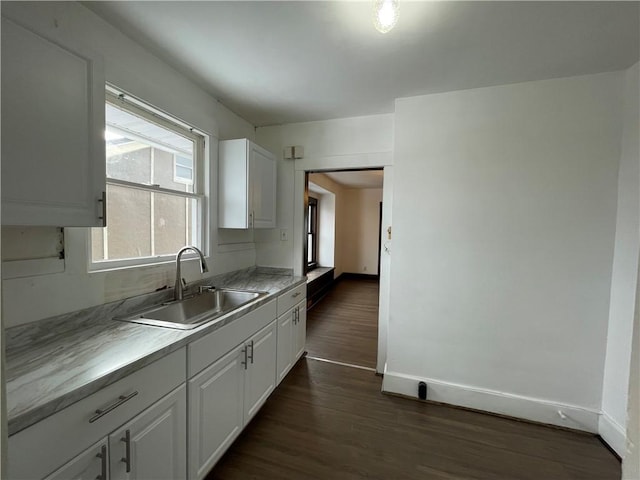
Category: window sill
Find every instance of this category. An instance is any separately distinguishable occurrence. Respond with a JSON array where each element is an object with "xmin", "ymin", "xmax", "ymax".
[{"xmin": 89, "ymin": 254, "xmax": 205, "ymax": 274}]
